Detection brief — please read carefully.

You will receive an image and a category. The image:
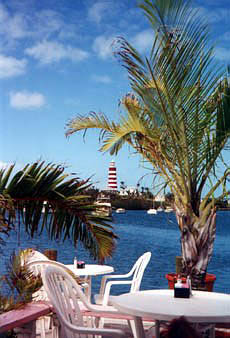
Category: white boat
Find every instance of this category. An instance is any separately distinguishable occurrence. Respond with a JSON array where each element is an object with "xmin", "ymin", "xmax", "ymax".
[
  {"xmin": 93, "ymin": 195, "xmax": 112, "ymax": 217},
  {"xmin": 147, "ymin": 208, "xmax": 157, "ymax": 215},
  {"xmin": 157, "ymin": 207, "xmax": 164, "ymax": 212},
  {"xmin": 165, "ymin": 207, "xmax": 173, "ymax": 213},
  {"xmin": 116, "ymin": 208, "xmax": 126, "ymax": 214}
]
